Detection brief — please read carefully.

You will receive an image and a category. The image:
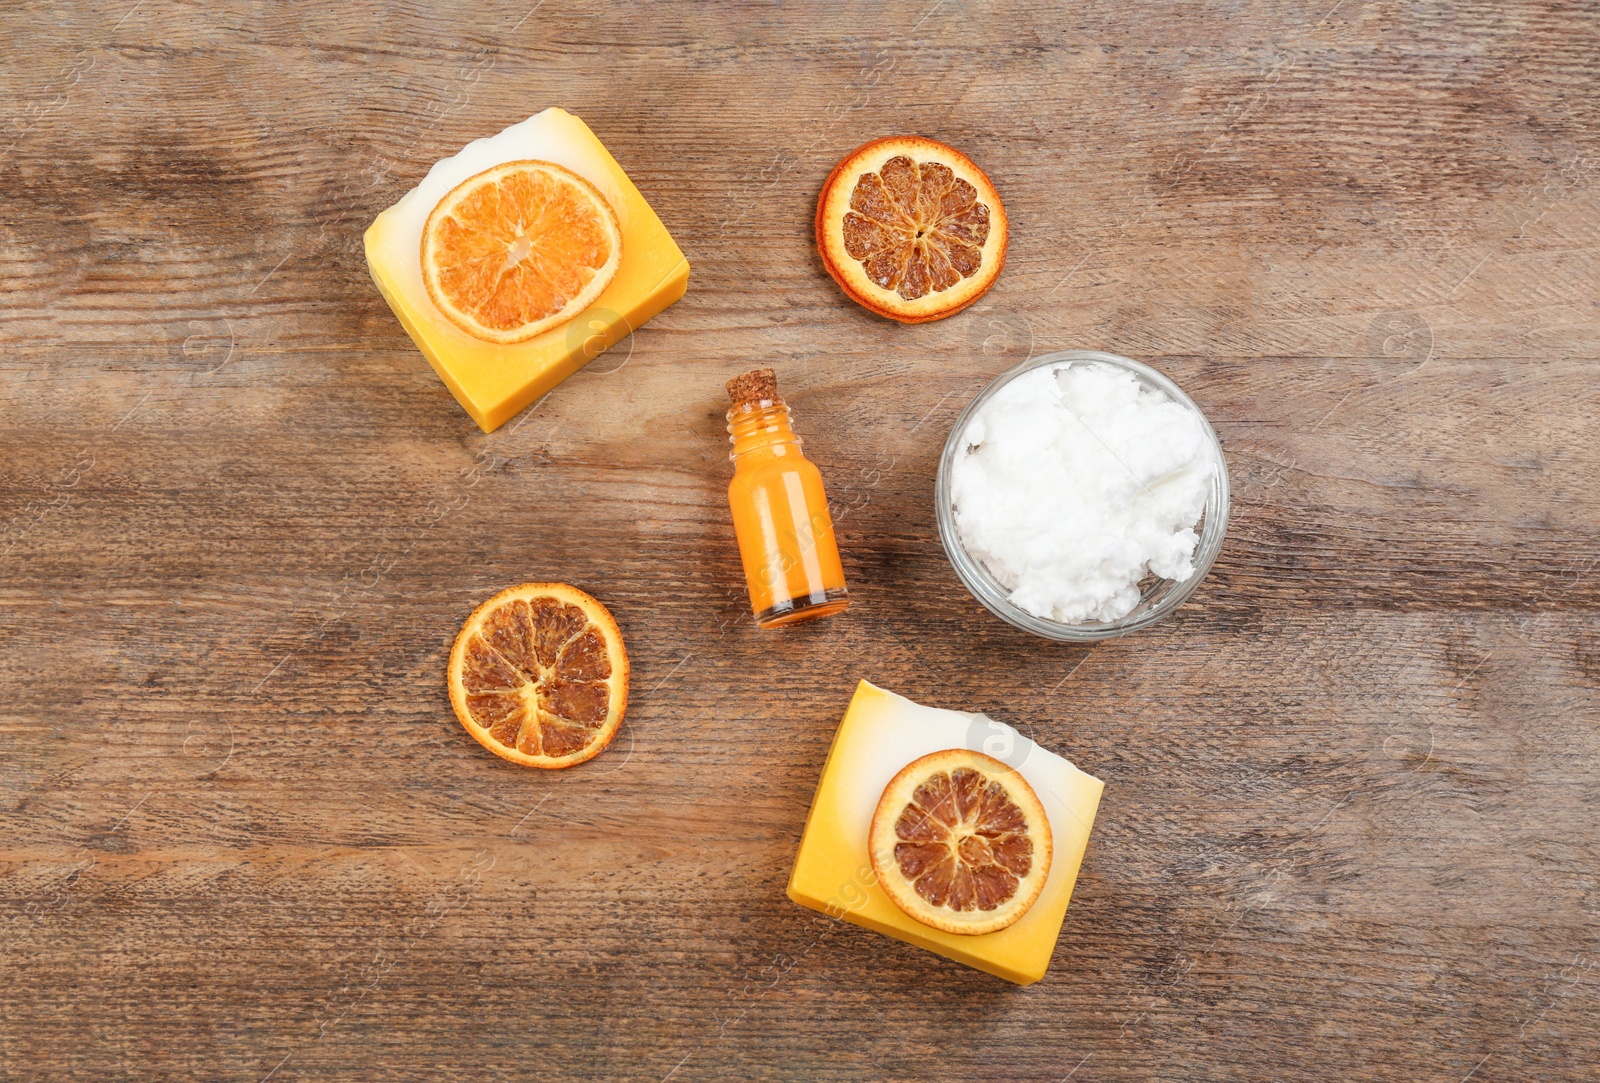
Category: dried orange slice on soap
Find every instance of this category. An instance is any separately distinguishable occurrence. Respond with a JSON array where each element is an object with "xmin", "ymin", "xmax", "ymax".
[
  {"xmin": 447, "ymin": 582, "xmax": 628, "ymax": 768},
  {"xmin": 869, "ymin": 749, "xmax": 1052, "ymax": 935},
  {"xmin": 422, "ymin": 160, "xmax": 623, "ymax": 344},
  {"xmin": 816, "ymin": 136, "xmax": 1008, "ymax": 323}
]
